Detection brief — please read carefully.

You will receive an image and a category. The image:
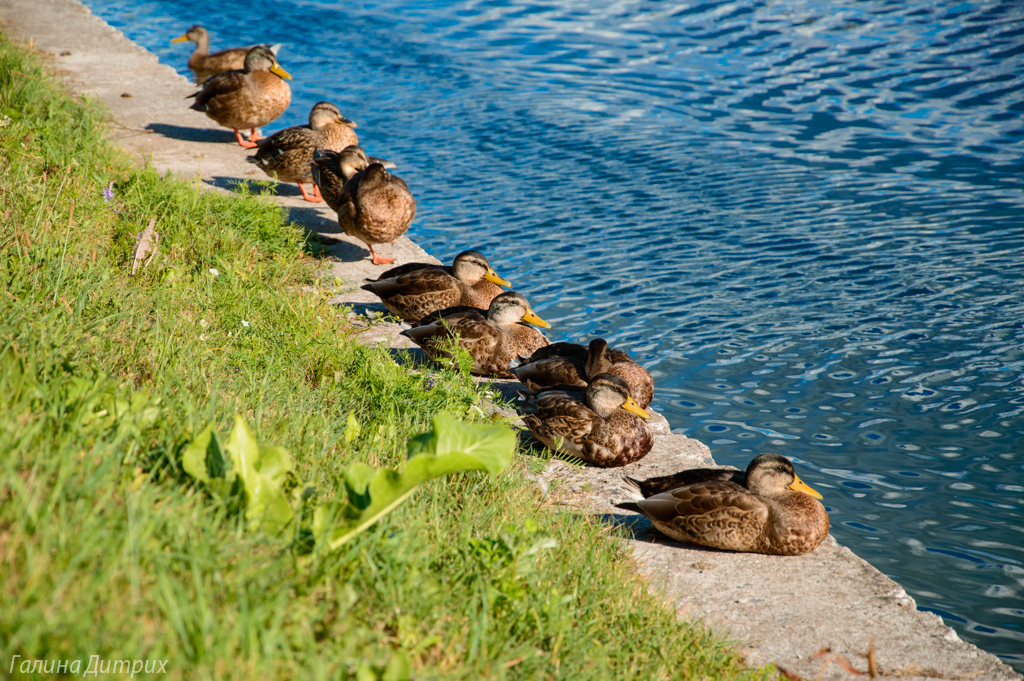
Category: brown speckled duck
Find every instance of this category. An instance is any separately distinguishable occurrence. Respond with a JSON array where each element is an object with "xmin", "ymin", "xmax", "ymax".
[
  {"xmin": 519, "ymin": 373, "xmax": 652, "ymax": 467},
  {"xmin": 188, "ymin": 45, "xmax": 292, "ymax": 148},
  {"xmin": 170, "ymin": 25, "xmax": 280, "ymax": 84},
  {"xmin": 400, "ymin": 291, "xmax": 550, "ymax": 377},
  {"xmin": 246, "ymin": 101, "xmax": 358, "ymax": 202},
  {"xmin": 512, "ymin": 339, "xmax": 654, "ymax": 409},
  {"xmin": 361, "ymin": 251, "xmax": 511, "ymax": 321},
  {"xmin": 334, "ymin": 162, "xmax": 416, "ymax": 265},
  {"xmin": 616, "ymin": 453, "xmax": 829, "ymax": 555}
]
